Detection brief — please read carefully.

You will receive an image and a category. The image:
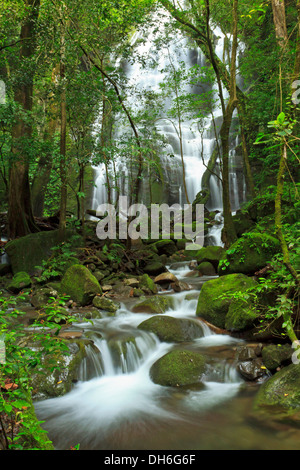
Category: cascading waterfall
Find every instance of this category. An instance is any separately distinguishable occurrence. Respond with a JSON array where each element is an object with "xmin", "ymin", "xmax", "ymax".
[
  {"xmin": 34, "ymin": 263, "xmax": 246, "ymax": 450},
  {"xmin": 90, "ymin": 11, "xmax": 247, "ymax": 234}
]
